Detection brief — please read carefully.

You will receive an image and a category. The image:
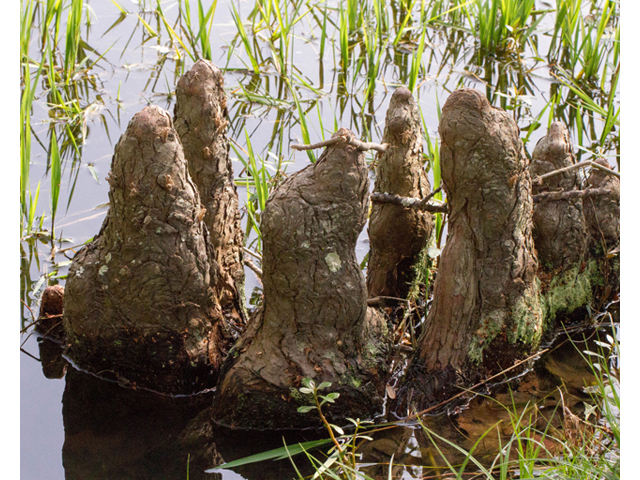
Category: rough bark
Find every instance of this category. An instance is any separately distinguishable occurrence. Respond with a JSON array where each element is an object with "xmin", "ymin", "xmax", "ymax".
[
  {"xmin": 583, "ymin": 157, "xmax": 620, "ymax": 253},
  {"xmin": 211, "ymin": 129, "xmax": 390, "ymax": 430},
  {"xmin": 400, "ymin": 89, "xmax": 542, "ymax": 408},
  {"xmin": 36, "ymin": 284, "xmax": 65, "ymax": 340},
  {"xmin": 173, "ymin": 59, "xmax": 247, "ymax": 326},
  {"xmin": 367, "ymin": 87, "xmax": 434, "ymax": 299},
  {"xmin": 63, "ymin": 105, "xmax": 231, "ymax": 394},
  {"xmin": 530, "ymin": 121, "xmax": 588, "ymax": 270}
]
